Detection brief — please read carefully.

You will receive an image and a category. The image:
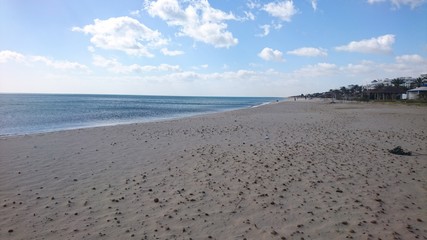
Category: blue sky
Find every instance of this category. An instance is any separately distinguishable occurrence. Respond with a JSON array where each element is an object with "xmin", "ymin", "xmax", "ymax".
[{"xmin": 1, "ymin": 0, "xmax": 426, "ymax": 97}]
